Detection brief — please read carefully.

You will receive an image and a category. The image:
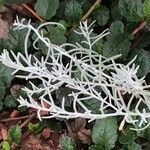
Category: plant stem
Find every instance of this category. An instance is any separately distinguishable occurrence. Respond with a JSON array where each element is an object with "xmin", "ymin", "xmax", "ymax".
[
  {"xmin": 66, "ymin": 0, "xmax": 101, "ymax": 35},
  {"xmin": 22, "ymin": 4, "xmax": 44, "ymax": 22},
  {"xmin": 132, "ymin": 21, "xmax": 147, "ymax": 35}
]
